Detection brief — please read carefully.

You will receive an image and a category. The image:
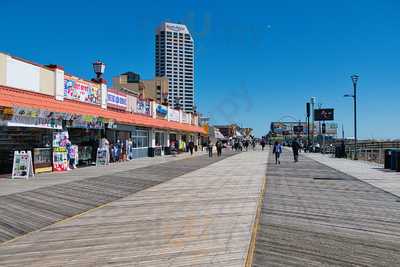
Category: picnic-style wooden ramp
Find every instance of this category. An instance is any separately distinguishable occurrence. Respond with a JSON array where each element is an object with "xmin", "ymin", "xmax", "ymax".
[
  {"xmin": 252, "ymin": 151, "xmax": 400, "ymax": 266},
  {"xmin": 0, "ymin": 153, "xmax": 234, "ymax": 243}
]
